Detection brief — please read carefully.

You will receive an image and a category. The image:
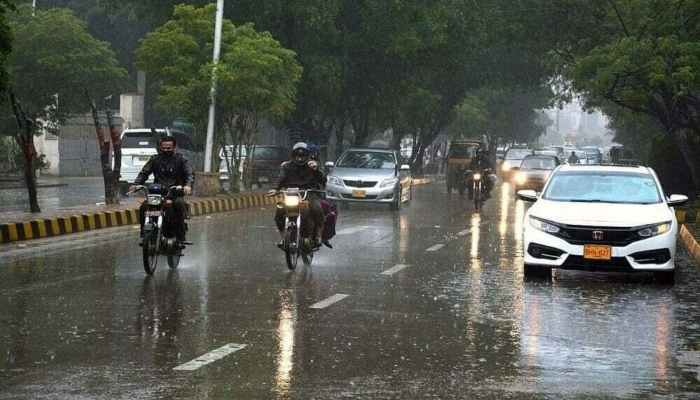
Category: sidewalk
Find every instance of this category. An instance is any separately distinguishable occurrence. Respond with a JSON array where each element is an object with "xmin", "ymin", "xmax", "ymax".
[{"xmin": 0, "ymin": 176, "xmax": 440, "ymax": 245}]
